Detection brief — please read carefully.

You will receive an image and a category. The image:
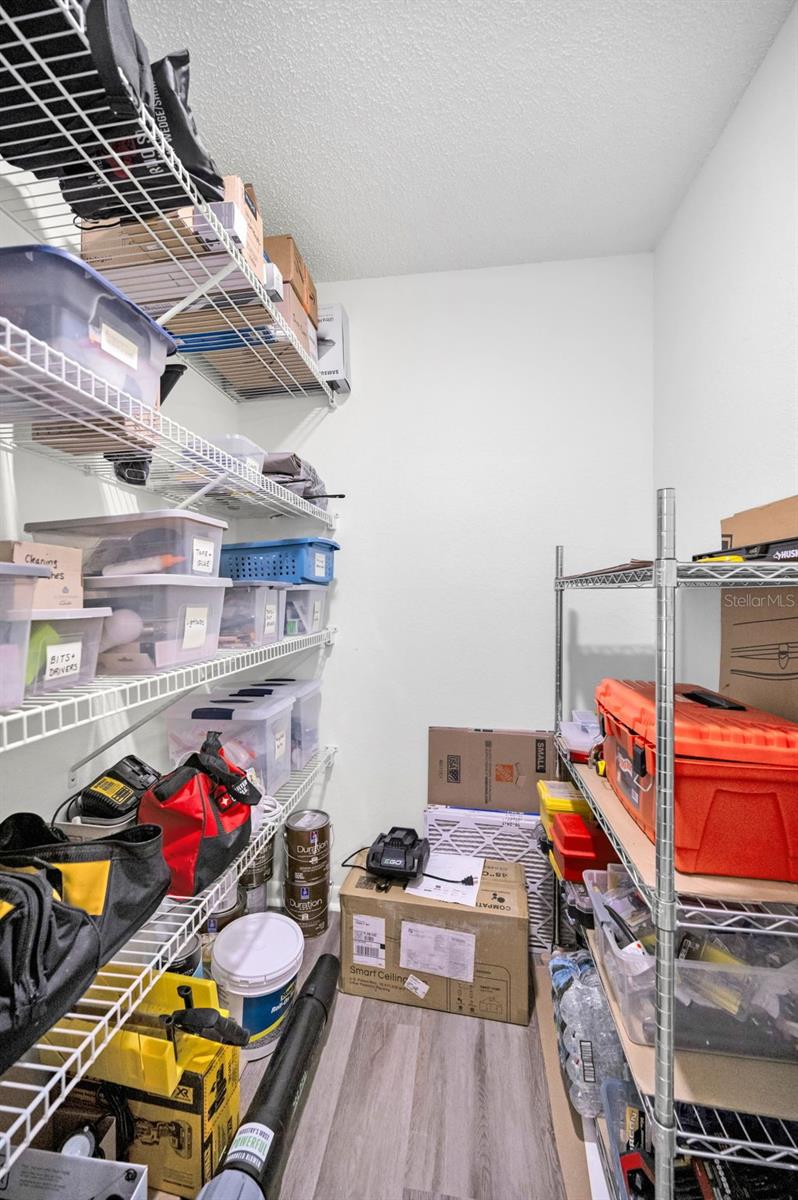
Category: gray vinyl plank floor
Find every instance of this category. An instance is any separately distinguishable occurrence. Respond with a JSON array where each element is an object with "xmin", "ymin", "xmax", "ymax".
[{"xmin": 236, "ymin": 914, "xmax": 569, "ymax": 1200}]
